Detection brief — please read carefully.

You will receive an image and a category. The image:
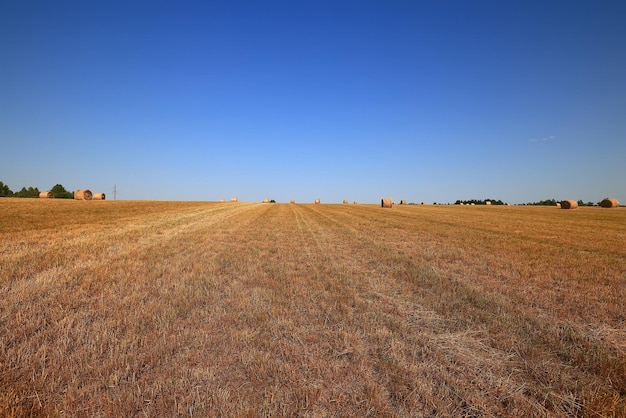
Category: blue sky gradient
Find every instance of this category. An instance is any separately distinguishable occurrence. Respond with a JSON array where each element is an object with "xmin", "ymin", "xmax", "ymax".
[{"xmin": 1, "ymin": 1, "xmax": 625, "ymax": 203}]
